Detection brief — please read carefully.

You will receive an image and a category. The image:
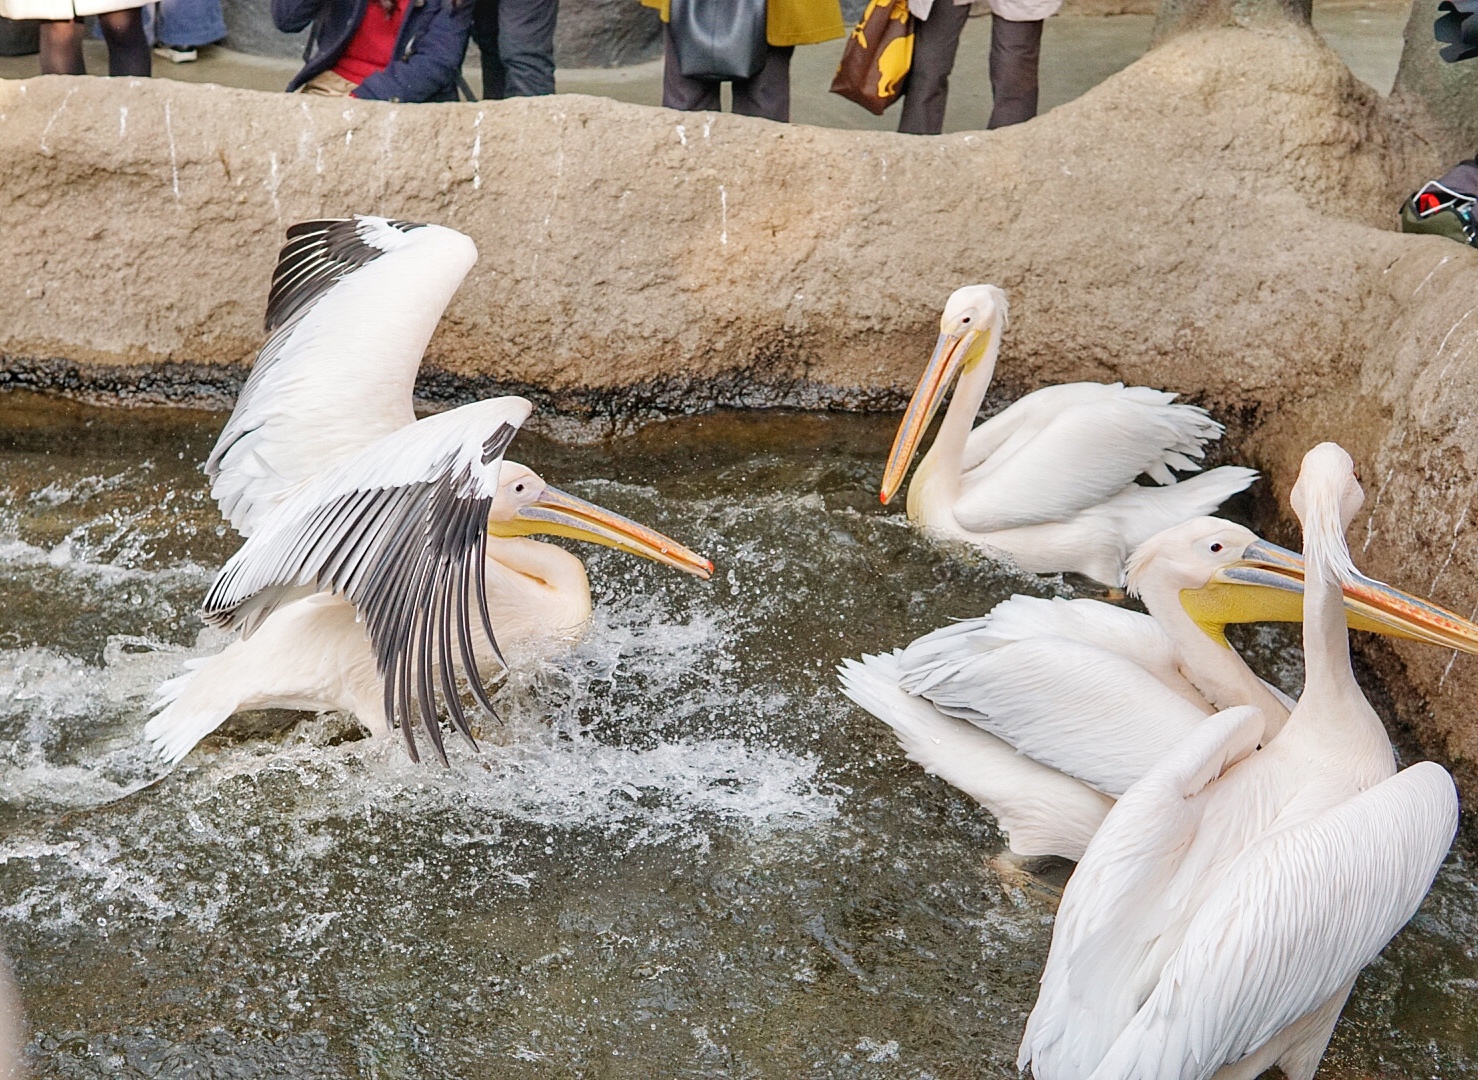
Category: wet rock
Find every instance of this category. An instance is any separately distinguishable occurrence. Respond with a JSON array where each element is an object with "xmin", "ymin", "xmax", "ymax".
[{"xmin": 2, "ymin": 26, "xmax": 1478, "ymax": 790}]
